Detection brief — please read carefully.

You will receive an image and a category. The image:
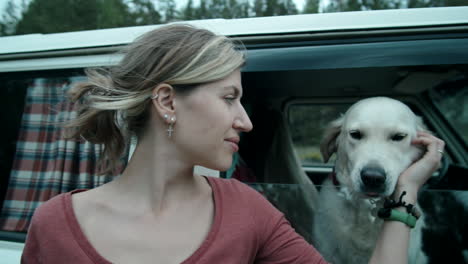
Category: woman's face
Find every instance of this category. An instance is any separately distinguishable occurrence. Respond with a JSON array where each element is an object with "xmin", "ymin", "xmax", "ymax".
[{"xmin": 174, "ymin": 69, "xmax": 253, "ymax": 171}]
